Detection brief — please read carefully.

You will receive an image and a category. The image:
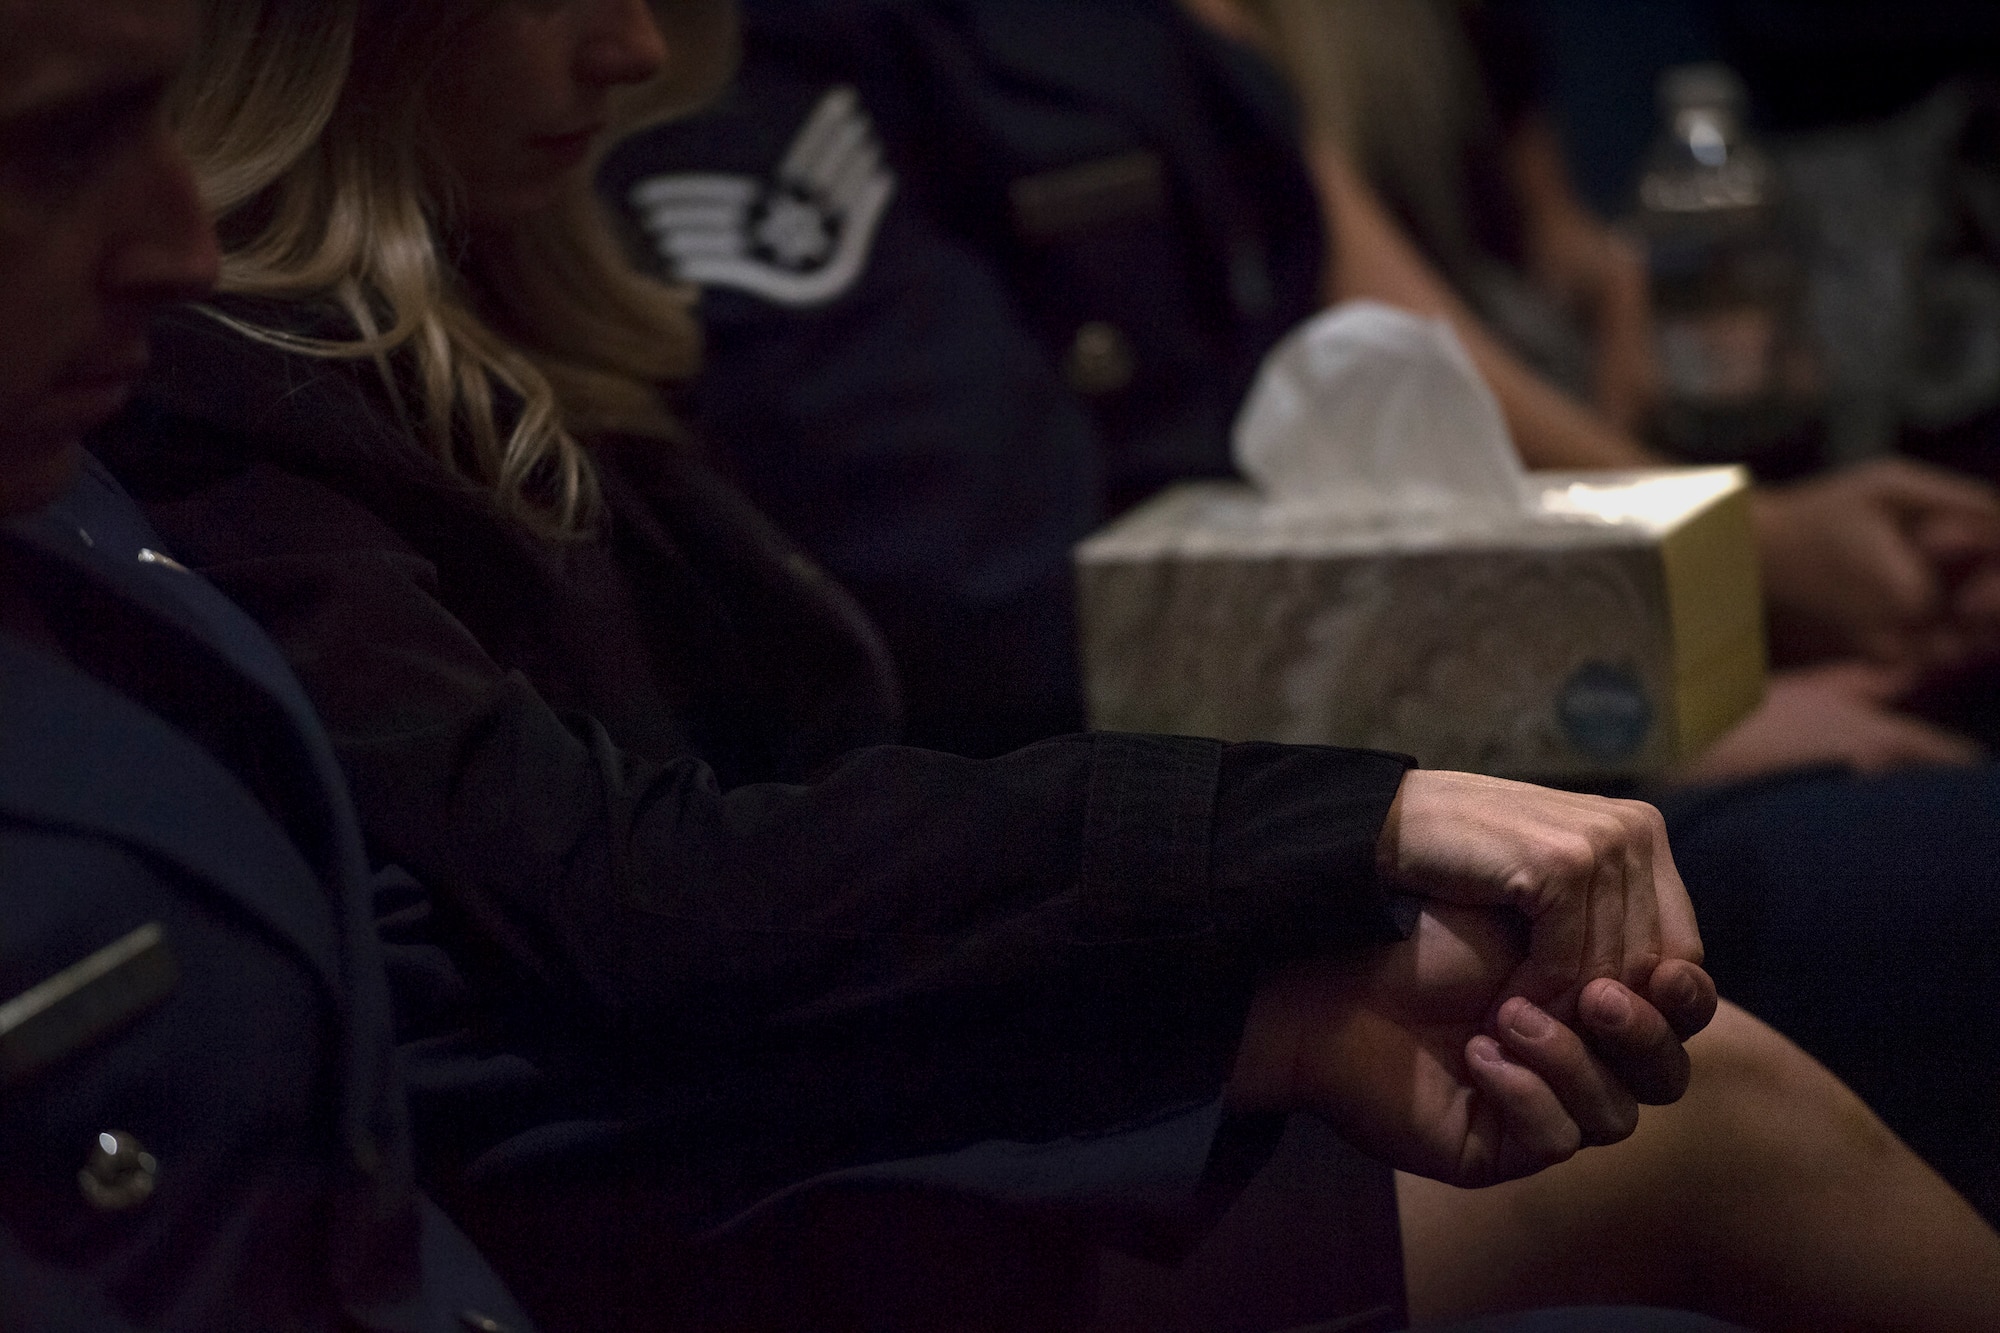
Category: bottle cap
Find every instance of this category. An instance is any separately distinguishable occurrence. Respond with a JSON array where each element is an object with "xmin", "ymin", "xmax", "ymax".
[{"xmin": 1658, "ymin": 63, "xmax": 1748, "ymax": 117}]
